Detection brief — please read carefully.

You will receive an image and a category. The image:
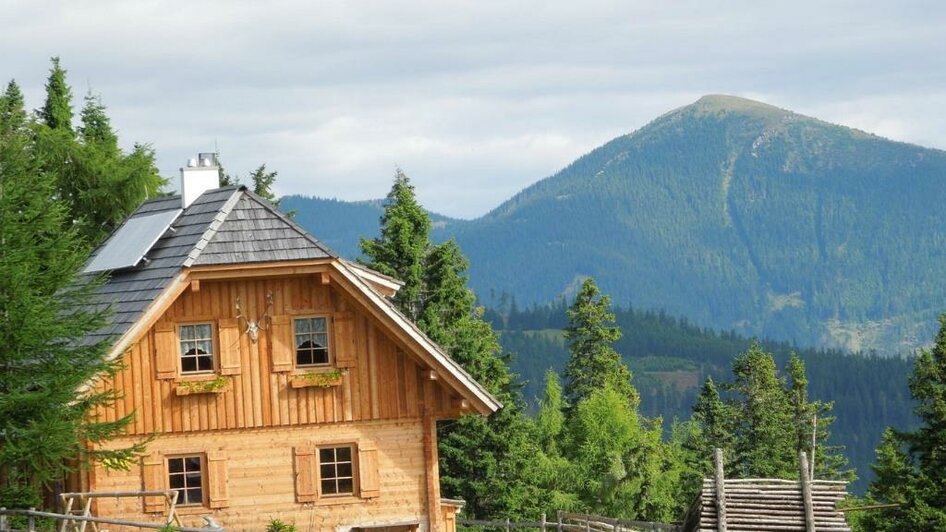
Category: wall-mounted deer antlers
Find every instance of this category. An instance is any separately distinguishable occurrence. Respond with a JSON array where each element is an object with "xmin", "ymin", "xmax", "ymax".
[{"xmin": 234, "ymin": 292, "xmax": 274, "ymax": 344}]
